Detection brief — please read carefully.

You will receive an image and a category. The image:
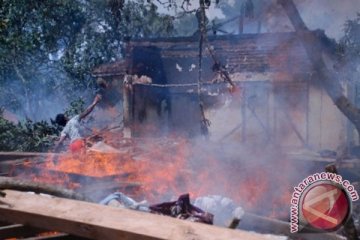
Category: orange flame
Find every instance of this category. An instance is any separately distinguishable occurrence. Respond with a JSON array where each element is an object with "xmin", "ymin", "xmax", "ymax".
[{"xmin": 14, "ymin": 136, "xmax": 294, "ymax": 219}]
